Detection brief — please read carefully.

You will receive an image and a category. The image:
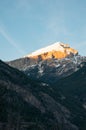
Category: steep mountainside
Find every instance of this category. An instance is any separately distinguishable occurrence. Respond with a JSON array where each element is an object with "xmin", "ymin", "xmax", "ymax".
[
  {"xmin": 0, "ymin": 60, "xmax": 79, "ymax": 130},
  {"xmin": 0, "ymin": 60, "xmax": 86, "ymax": 130},
  {"xmin": 52, "ymin": 62, "xmax": 86, "ymax": 130}
]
